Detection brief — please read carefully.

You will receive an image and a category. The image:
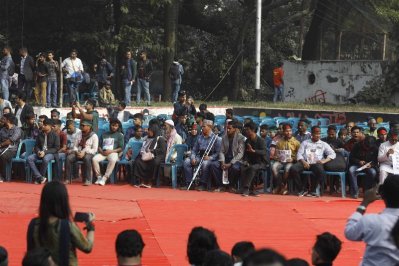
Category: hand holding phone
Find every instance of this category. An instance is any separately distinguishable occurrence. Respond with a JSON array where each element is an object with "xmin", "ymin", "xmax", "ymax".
[{"xmin": 74, "ymin": 212, "xmax": 95, "ymax": 223}]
